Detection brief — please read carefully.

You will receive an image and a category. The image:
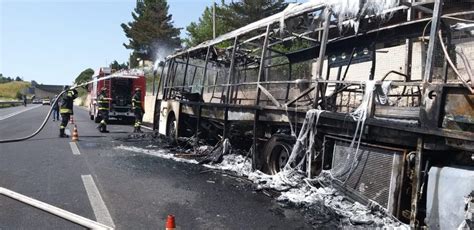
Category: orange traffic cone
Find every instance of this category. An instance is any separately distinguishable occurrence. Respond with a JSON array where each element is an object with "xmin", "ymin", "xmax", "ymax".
[
  {"xmin": 165, "ymin": 215, "xmax": 175, "ymax": 230},
  {"xmin": 70, "ymin": 115, "xmax": 74, "ymax": 124},
  {"xmin": 72, "ymin": 125, "xmax": 79, "ymax": 142}
]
